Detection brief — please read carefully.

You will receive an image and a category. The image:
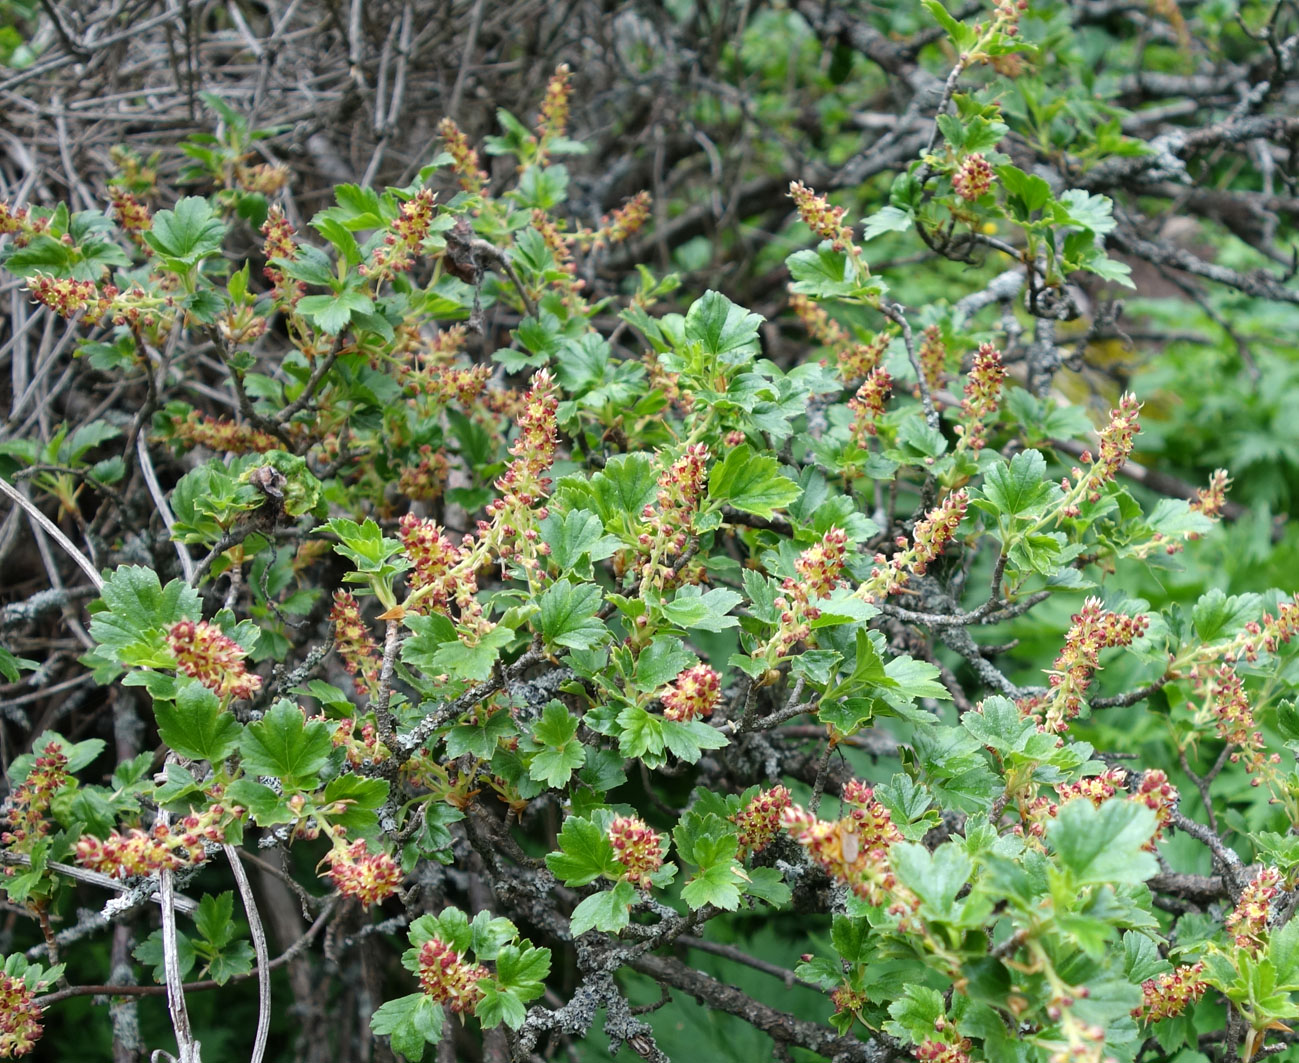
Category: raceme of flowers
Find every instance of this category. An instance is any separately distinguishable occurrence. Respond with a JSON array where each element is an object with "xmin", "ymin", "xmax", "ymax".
[
  {"xmin": 167, "ymin": 619, "xmax": 262, "ymax": 701},
  {"xmin": 324, "ymin": 839, "xmax": 404, "ymax": 905},
  {"xmin": 0, "ymin": 971, "xmax": 42, "ymax": 1058},
  {"xmin": 416, "ymin": 936, "xmax": 489, "ymax": 1013},
  {"xmin": 607, "ymin": 815, "xmax": 664, "ymax": 888}
]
